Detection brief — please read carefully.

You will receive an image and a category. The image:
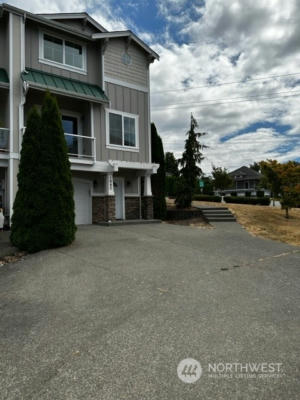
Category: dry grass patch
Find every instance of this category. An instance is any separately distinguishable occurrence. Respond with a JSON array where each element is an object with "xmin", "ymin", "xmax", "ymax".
[{"xmin": 193, "ymin": 200, "xmax": 300, "ymax": 246}]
